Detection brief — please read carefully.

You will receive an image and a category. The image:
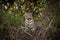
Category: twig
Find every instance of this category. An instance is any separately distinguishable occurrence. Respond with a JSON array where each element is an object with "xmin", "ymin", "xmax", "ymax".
[
  {"xmin": 19, "ymin": 27, "xmax": 34, "ymax": 38},
  {"xmin": 22, "ymin": 30, "xmax": 34, "ymax": 38},
  {"xmin": 42, "ymin": 16, "xmax": 55, "ymax": 38},
  {"xmin": 33, "ymin": 16, "xmax": 55, "ymax": 40}
]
